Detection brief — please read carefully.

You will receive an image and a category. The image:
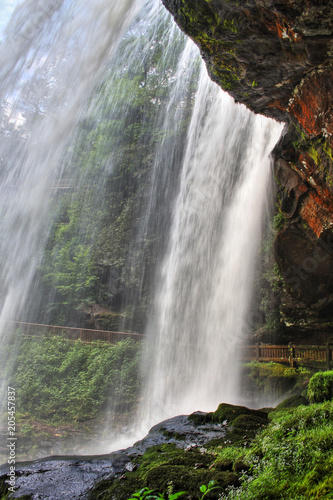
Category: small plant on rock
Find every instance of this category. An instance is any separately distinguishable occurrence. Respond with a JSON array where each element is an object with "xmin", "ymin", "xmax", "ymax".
[
  {"xmin": 127, "ymin": 487, "xmax": 186, "ymax": 500},
  {"xmin": 127, "ymin": 482, "xmax": 218, "ymax": 500},
  {"xmin": 199, "ymin": 480, "xmax": 219, "ymax": 499}
]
